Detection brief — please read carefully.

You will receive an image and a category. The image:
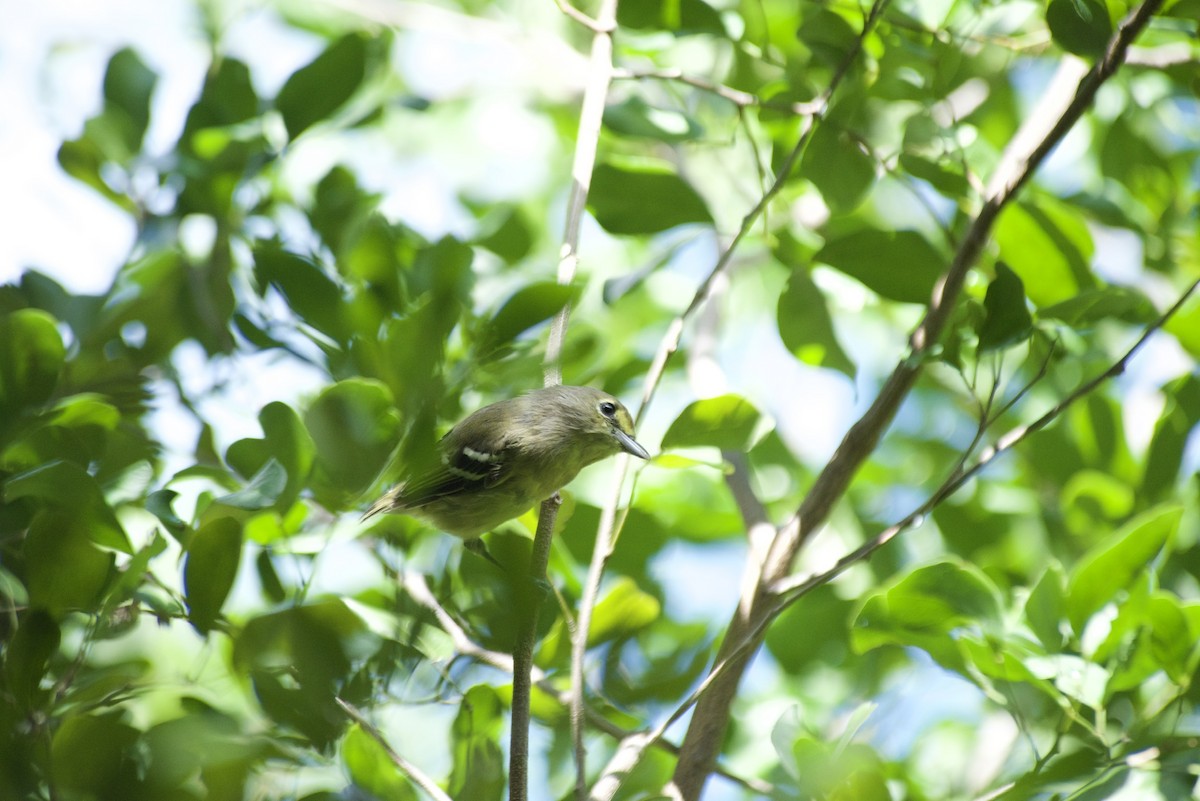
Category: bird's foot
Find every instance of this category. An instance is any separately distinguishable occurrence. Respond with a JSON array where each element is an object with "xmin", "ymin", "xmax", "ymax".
[{"xmin": 464, "ymin": 538, "xmax": 504, "ymax": 571}]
